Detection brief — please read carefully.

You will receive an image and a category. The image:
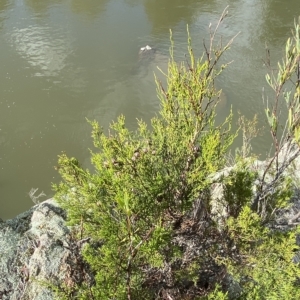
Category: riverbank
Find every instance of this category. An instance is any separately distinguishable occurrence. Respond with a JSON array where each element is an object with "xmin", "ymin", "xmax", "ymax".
[
  {"xmin": 1, "ymin": 142, "xmax": 300, "ymax": 299},
  {"xmin": 0, "ymin": 199, "xmax": 92, "ymax": 300}
]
